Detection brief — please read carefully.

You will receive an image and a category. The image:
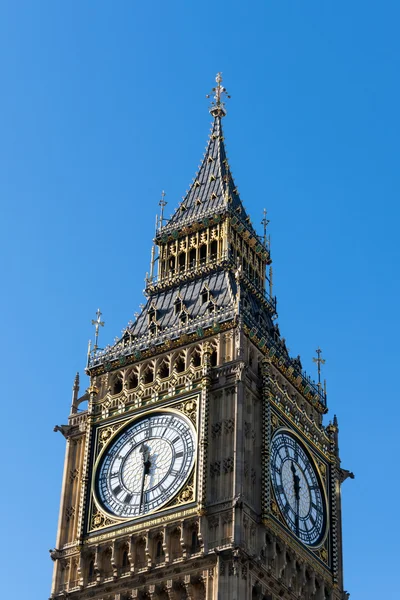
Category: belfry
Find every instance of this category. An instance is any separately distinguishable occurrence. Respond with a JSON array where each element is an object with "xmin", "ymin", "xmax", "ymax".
[{"xmin": 50, "ymin": 74, "xmax": 352, "ymax": 600}]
